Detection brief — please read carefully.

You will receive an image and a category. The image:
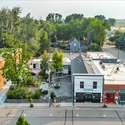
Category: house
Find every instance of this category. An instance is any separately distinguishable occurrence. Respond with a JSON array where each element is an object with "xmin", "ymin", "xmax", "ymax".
[
  {"xmin": 28, "ymin": 56, "xmax": 71, "ymax": 75},
  {"xmin": 69, "ymin": 38, "xmax": 81, "ymax": 52},
  {"xmin": 28, "ymin": 58, "xmax": 41, "ymax": 75},
  {"xmin": 94, "ymin": 60, "xmax": 125, "ymax": 104},
  {"xmin": 71, "ymin": 55, "xmax": 104, "ymax": 103},
  {"xmin": 0, "ymin": 57, "xmax": 5, "ymax": 89}
]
